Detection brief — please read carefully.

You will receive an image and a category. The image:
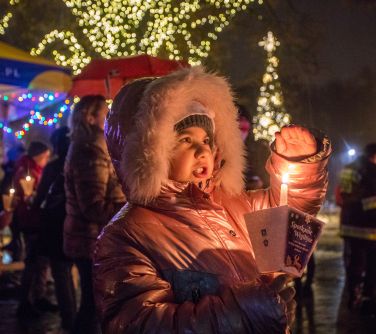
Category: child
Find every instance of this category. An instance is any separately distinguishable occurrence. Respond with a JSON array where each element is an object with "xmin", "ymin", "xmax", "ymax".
[{"xmin": 94, "ymin": 67, "xmax": 331, "ymax": 333}]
